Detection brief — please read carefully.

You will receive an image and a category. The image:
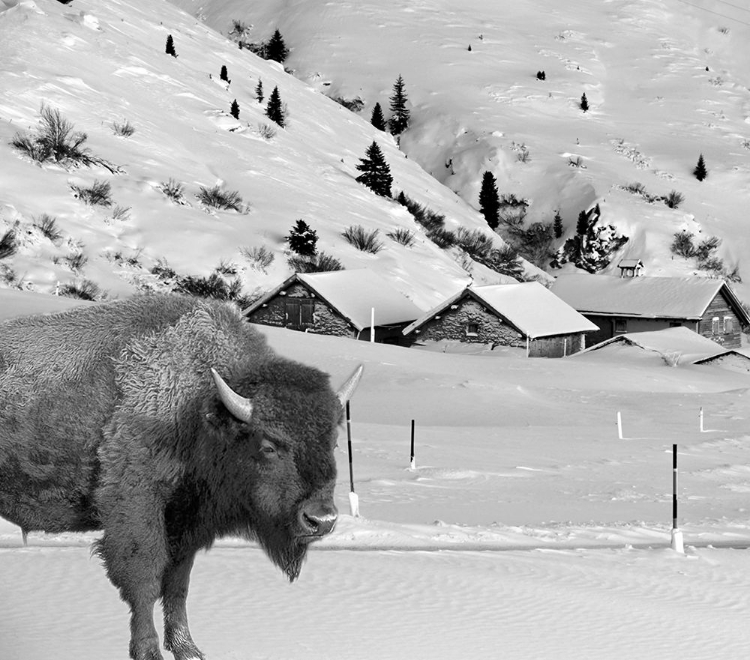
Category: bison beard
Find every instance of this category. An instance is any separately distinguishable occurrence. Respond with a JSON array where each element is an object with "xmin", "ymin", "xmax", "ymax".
[
  {"xmin": 0, "ymin": 294, "xmax": 363, "ymax": 660},
  {"xmin": 255, "ymin": 519, "xmax": 309, "ymax": 582}
]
